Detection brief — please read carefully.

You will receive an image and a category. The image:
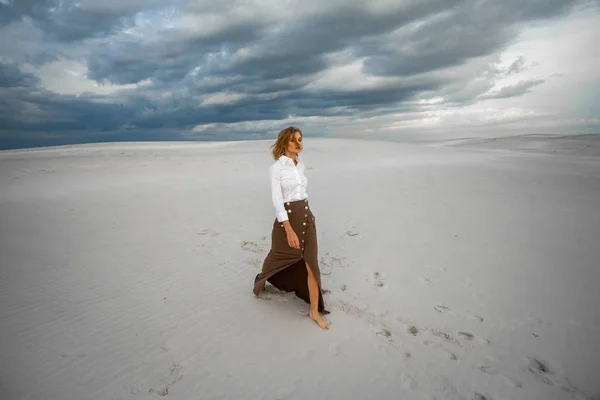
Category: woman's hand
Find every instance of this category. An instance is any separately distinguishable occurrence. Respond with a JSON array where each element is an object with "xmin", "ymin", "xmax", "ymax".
[
  {"xmin": 286, "ymin": 229, "xmax": 300, "ymax": 249},
  {"xmin": 282, "ymin": 220, "xmax": 300, "ymax": 249}
]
